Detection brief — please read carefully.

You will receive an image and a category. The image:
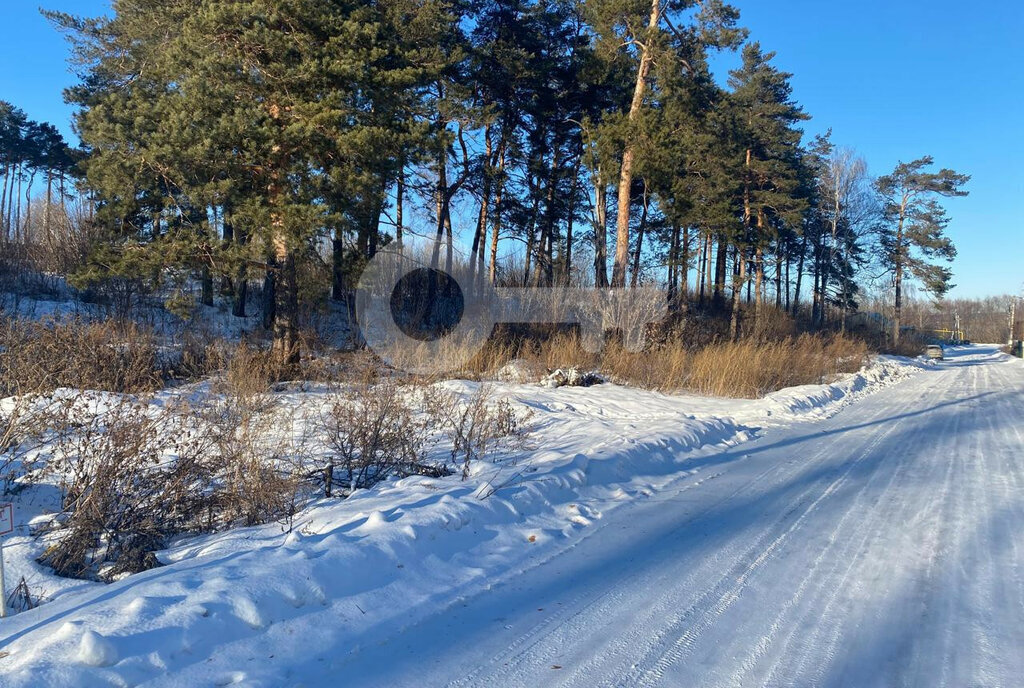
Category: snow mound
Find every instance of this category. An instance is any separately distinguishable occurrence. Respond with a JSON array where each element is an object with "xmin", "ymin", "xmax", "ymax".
[
  {"xmin": 77, "ymin": 630, "xmax": 118, "ymax": 667},
  {"xmin": 495, "ymin": 359, "xmax": 536, "ymax": 383}
]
